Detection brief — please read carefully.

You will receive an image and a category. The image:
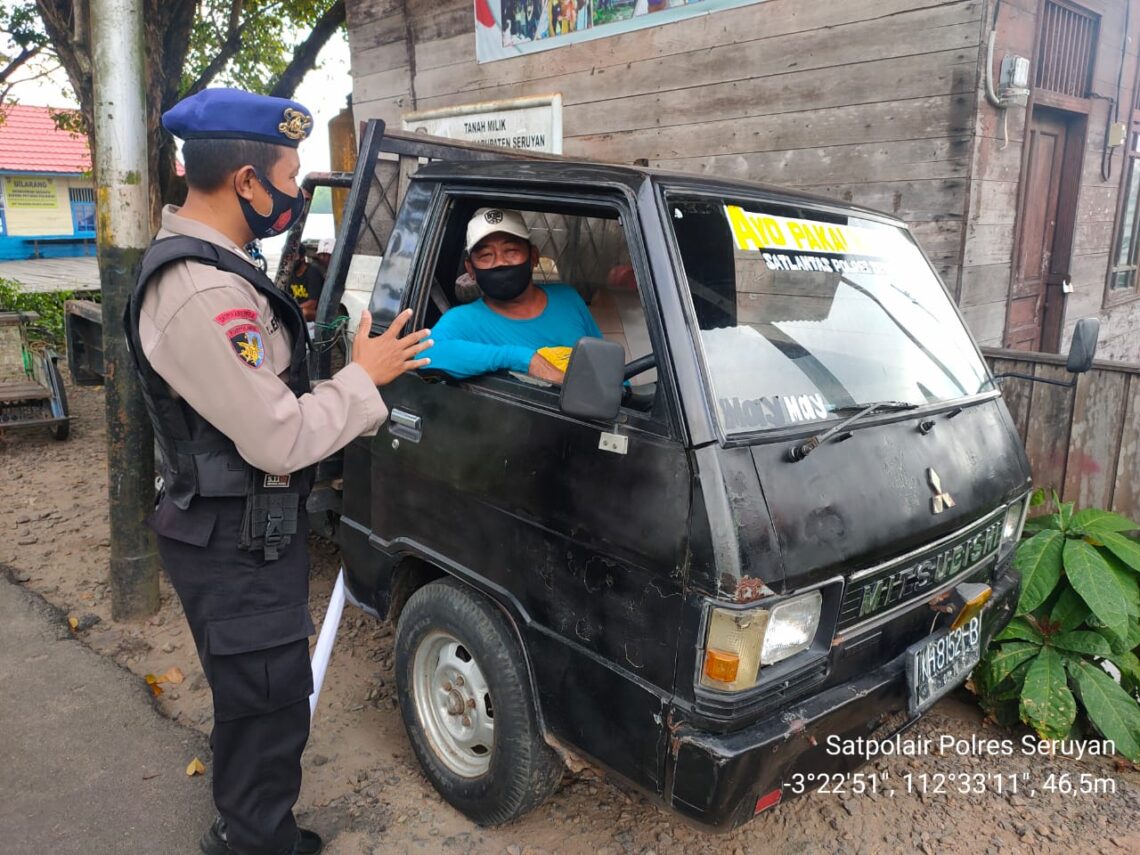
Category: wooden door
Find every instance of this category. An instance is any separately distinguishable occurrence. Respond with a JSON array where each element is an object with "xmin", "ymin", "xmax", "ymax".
[{"xmin": 1007, "ymin": 110, "xmax": 1071, "ymax": 351}]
